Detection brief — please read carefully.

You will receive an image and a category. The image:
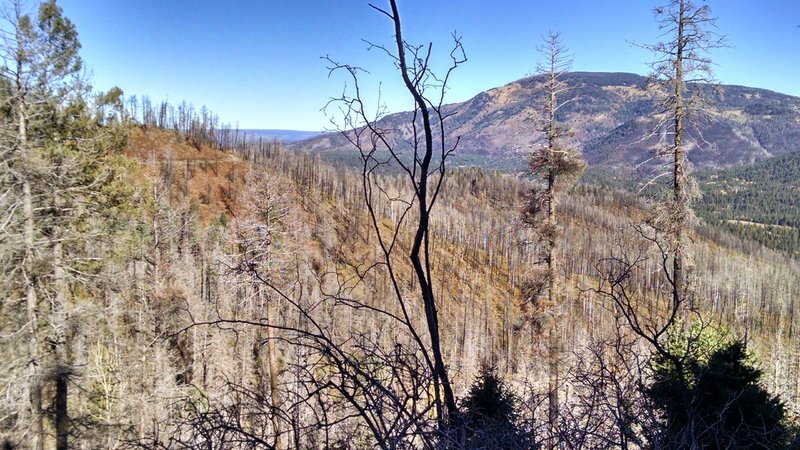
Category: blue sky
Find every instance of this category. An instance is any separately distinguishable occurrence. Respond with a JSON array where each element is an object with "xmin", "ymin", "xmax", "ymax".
[{"xmin": 57, "ymin": 0, "xmax": 799, "ymax": 131}]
